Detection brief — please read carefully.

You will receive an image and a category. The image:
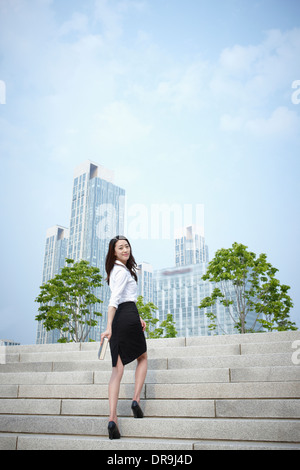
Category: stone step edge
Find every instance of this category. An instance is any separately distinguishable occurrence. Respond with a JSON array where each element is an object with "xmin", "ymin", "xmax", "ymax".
[
  {"xmin": 1, "ymin": 433, "xmax": 300, "ymax": 451},
  {"xmin": 1, "ymin": 366, "xmax": 299, "ymax": 385},
  {"xmin": 6, "ymin": 339, "xmax": 298, "ymax": 354},
  {"xmin": 4, "ymin": 338, "xmax": 300, "ymax": 362},
  {"xmin": 1, "ymin": 414, "xmax": 299, "ymax": 425},
  {"xmin": 0, "ymin": 349, "xmax": 300, "ymax": 373},
  {"xmin": 5, "ymin": 330, "xmax": 299, "ymax": 353},
  {"xmin": 1, "ymin": 381, "xmax": 299, "ymax": 400},
  {"xmin": 1, "ymin": 398, "xmax": 299, "ymax": 419},
  {"xmin": 1, "ymin": 415, "xmax": 299, "ymax": 444}
]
